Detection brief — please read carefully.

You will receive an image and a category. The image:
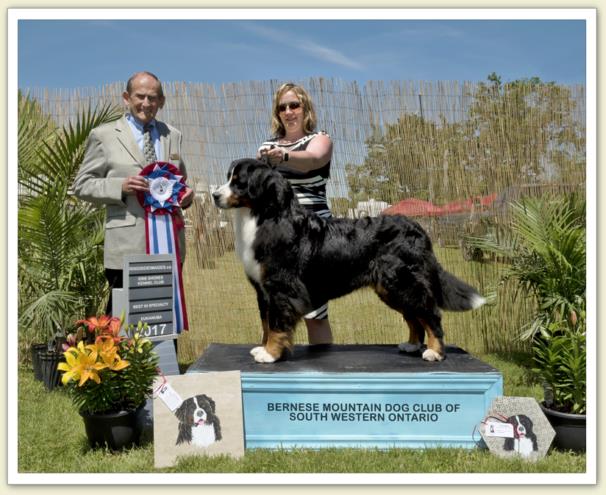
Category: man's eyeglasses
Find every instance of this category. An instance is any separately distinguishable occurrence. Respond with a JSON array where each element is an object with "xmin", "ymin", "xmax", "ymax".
[{"xmin": 278, "ymin": 101, "xmax": 302, "ymax": 113}]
